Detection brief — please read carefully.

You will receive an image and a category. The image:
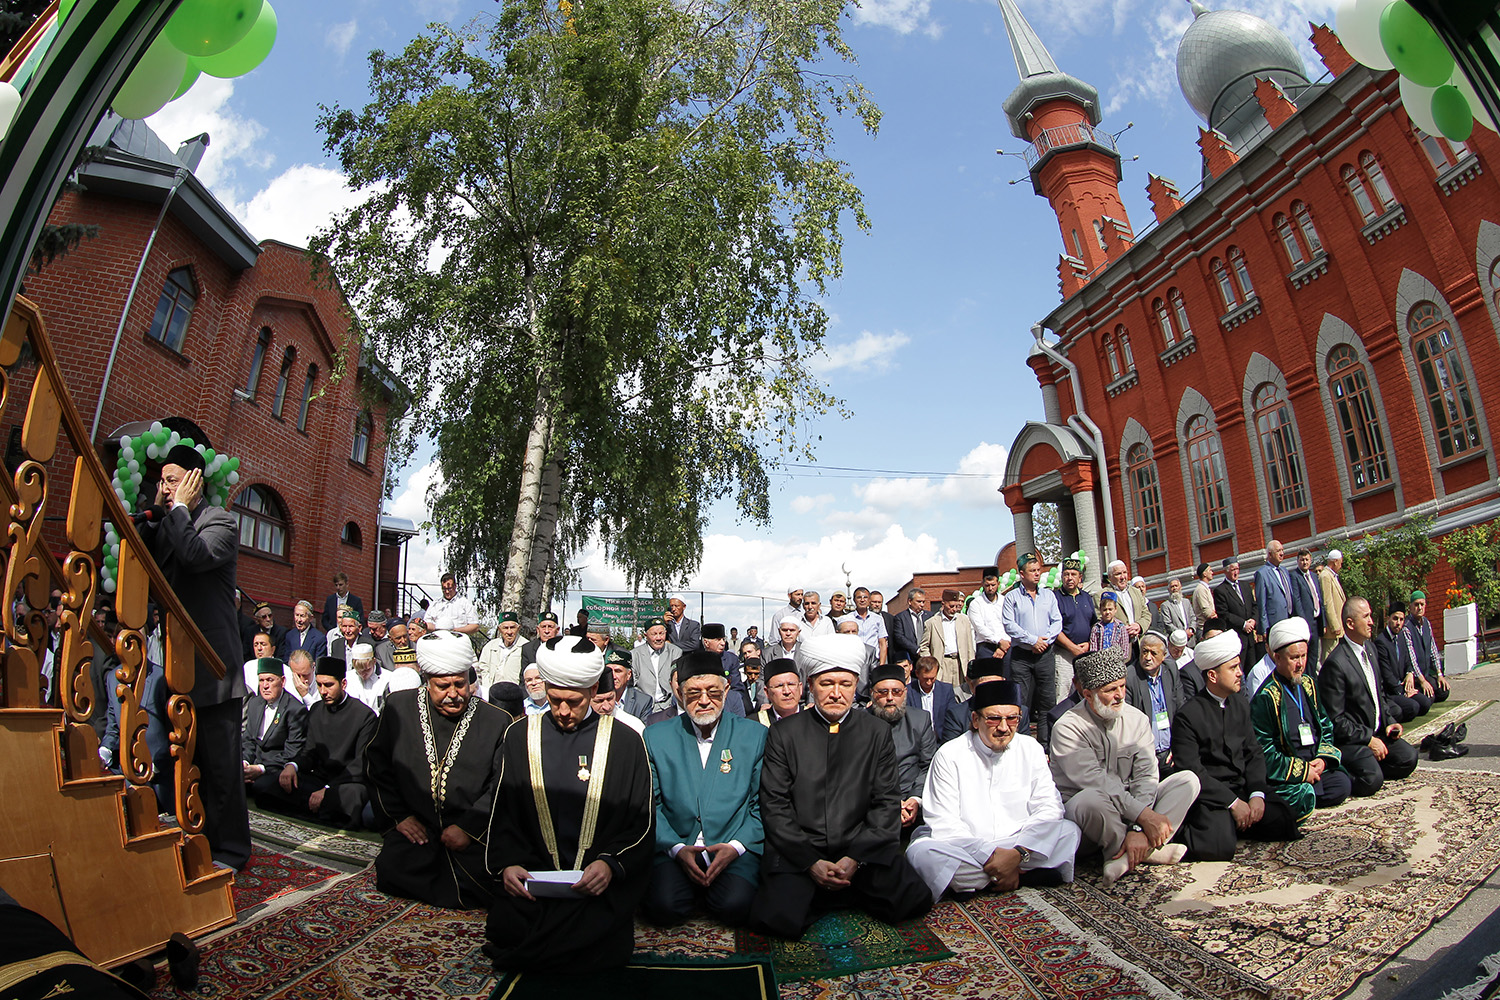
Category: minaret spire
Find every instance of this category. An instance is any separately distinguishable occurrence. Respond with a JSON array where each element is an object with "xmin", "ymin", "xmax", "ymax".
[{"xmin": 995, "ymin": 0, "xmax": 1059, "ymax": 79}]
